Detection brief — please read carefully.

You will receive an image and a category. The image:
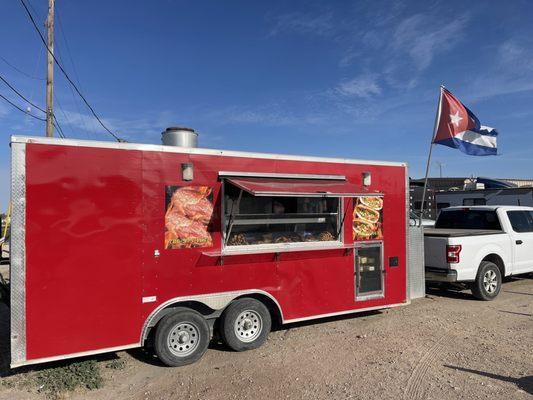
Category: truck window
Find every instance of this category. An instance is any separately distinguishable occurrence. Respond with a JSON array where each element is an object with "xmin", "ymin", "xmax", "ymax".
[
  {"xmin": 223, "ymin": 181, "xmax": 341, "ymax": 247},
  {"xmin": 463, "ymin": 198, "xmax": 486, "ymax": 206},
  {"xmin": 507, "ymin": 211, "xmax": 533, "ymax": 233},
  {"xmin": 435, "ymin": 210, "xmax": 501, "ymax": 230}
]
